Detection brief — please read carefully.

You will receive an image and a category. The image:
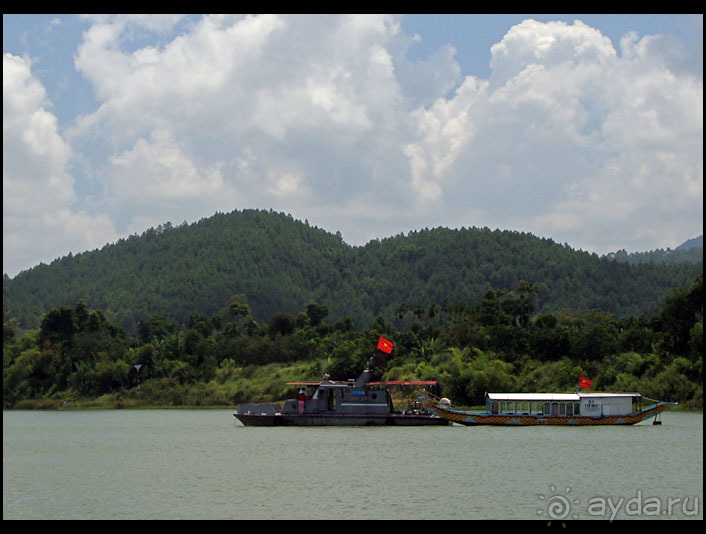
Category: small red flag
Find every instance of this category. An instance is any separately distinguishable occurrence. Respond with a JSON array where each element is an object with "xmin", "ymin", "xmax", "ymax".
[
  {"xmin": 578, "ymin": 375, "xmax": 592, "ymax": 390},
  {"xmin": 377, "ymin": 336, "xmax": 394, "ymax": 354}
]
